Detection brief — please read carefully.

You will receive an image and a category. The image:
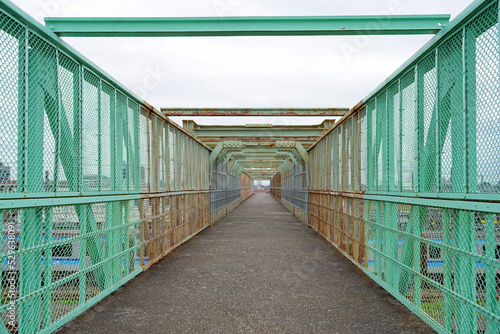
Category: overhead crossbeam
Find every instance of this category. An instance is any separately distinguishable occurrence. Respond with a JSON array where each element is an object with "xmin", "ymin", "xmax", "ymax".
[
  {"xmin": 45, "ymin": 15, "xmax": 450, "ymax": 37},
  {"xmin": 244, "ymin": 170, "xmax": 278, "ymax": 180},
  {"xmin": 208, "ymin": 140, "xmax": 309, "ymax": 181},
  {"xmin": 165, "ymin": 108, "xmax": 348, "ymax": 117},
  {"xmin": 183, "ymin": 120, "xmax": 335, "ymax": 150}
]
